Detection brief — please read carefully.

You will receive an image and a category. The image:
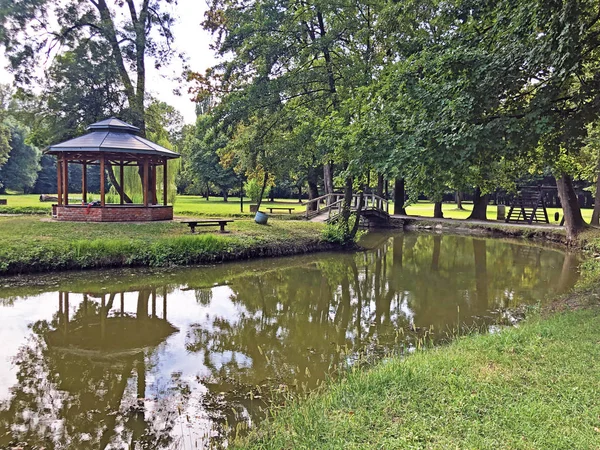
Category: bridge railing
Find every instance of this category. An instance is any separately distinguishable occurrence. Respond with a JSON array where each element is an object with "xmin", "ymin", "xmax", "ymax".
[
  {"xmin": 304, "ymin": 193, "xmax": 389, "ymax": 220},
  {"xmin": 363, "ymin": 193, "xmax": 389, "ymax": 214},
  {"xmin": 304, "ymin": 193, "xmax": 345, "ymax": 219}
]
